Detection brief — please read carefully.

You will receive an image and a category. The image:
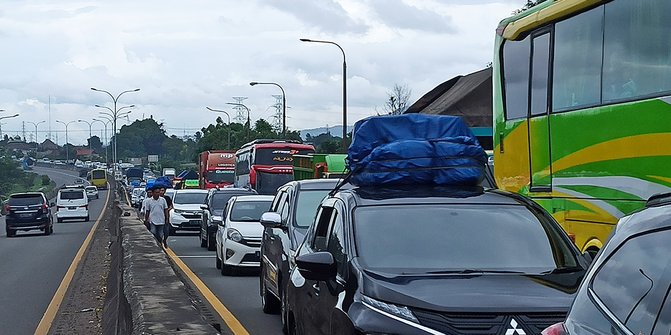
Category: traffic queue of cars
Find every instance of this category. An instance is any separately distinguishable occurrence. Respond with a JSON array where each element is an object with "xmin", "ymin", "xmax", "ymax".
[{"xmin": 4, "ymin": 180, "xmax": 102, "ymax": 237}]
